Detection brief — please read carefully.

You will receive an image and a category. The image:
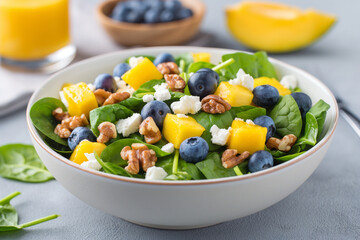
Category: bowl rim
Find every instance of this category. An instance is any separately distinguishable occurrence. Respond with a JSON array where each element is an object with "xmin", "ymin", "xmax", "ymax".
[{"xmin": 26, "ymin": 46, "xmax": 339, "ymax": 186}]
